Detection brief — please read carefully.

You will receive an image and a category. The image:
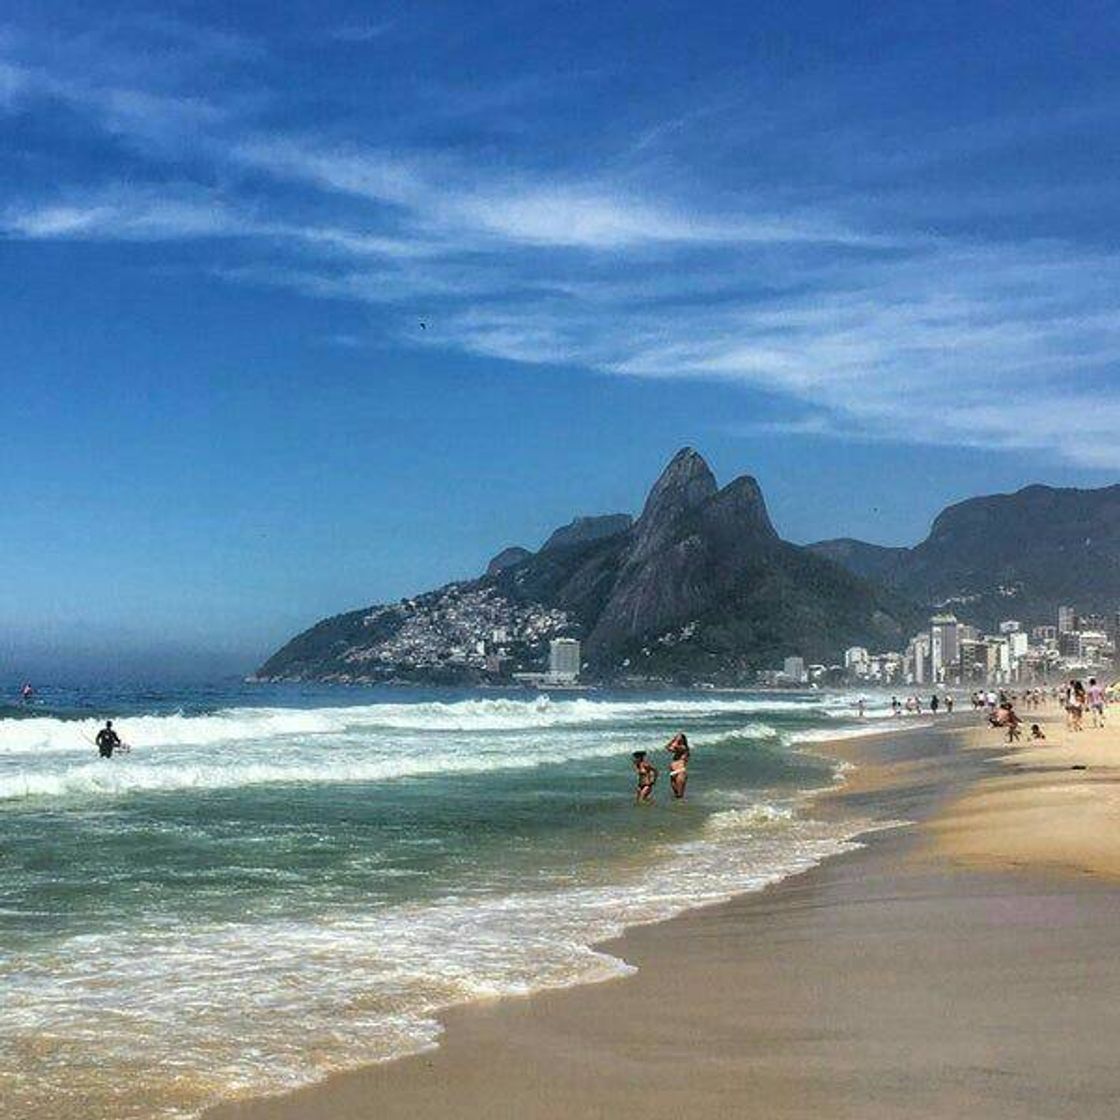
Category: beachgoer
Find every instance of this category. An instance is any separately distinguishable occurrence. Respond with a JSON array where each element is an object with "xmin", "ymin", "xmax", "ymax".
[
  {"xmin": 632, "ymin": 751, "xmax": 658, "ymax": 804},
  {"xmin": 891, "ymin": 696, "xmax": 901, "ymax": 718},
  {"xmin": 945, "ymin": 695, "xmax": 954, "ymax": 714},
  {"xmin": 20, "ymin": 682, "xmax": 33, "ymax": 702},
  {"xmin": 857, "ymin": 699, "xmax": 866, "ymax": 718},
  {"xmin": 1030, "ymin": 723, "xmax": 1046, "ymax": 740},
  {"xmin": 1066, "ymin": 680, "xmax": 1085, "ymax": 732},
  {"xmin": 1005, "ymin": 705, "xmax": 1022, "ymax": 742},
  {"xmin": 665, "ymin": 732, "xmax": 690, "ymax": 800},
  {"xmin": 930, "ymin": 694, "xmax": 940, "ymax": 715},
  {"xmin": 95, "ymin": 720, "xmax": 122, "ymax": 759},
  {"xmin": 1087, "ymin": 677, "xmax": 1106, "ymax": 728}
]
